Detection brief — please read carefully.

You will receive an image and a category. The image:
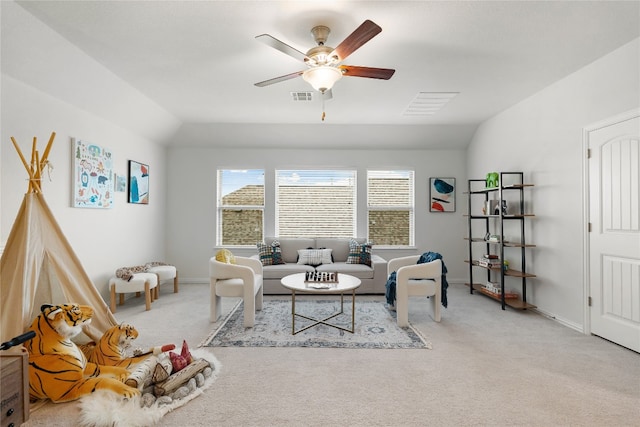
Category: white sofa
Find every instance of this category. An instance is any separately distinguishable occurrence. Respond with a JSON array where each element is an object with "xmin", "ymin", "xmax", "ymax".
[{"xmin": 252, "ymin": 237, "xmax": 388, "ymax": 294}]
